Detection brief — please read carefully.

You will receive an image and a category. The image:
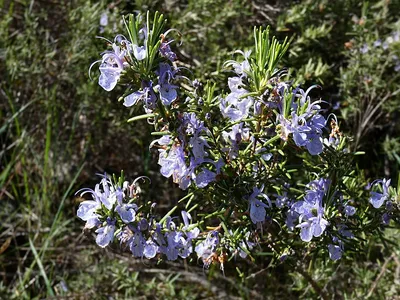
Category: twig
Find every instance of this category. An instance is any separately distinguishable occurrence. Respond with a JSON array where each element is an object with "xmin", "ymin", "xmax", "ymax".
[
  {"xmin": 366, "ymin": 253, "xmax": 395, "ymax": 298},
  {"xmin": 296, "ymin": 267, "xmax": 329, "ymax": 300},
  {"xmin": 393, "ymin": 254, "xmax": 400, "ymax": 284},
  {"xmin": 245, "ymin": 266, "xmax": 268, "ymax": 280}
]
